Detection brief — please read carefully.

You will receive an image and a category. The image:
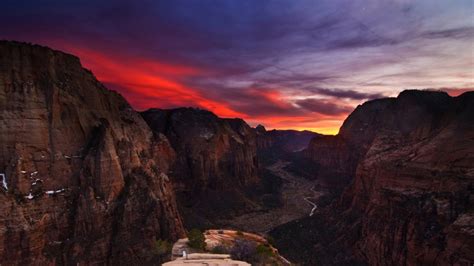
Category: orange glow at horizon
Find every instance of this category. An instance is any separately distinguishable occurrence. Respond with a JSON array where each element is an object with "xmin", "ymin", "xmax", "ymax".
[{"xmin": 49, "ymin": 43, "xmax": 471, "ymax": 135}]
